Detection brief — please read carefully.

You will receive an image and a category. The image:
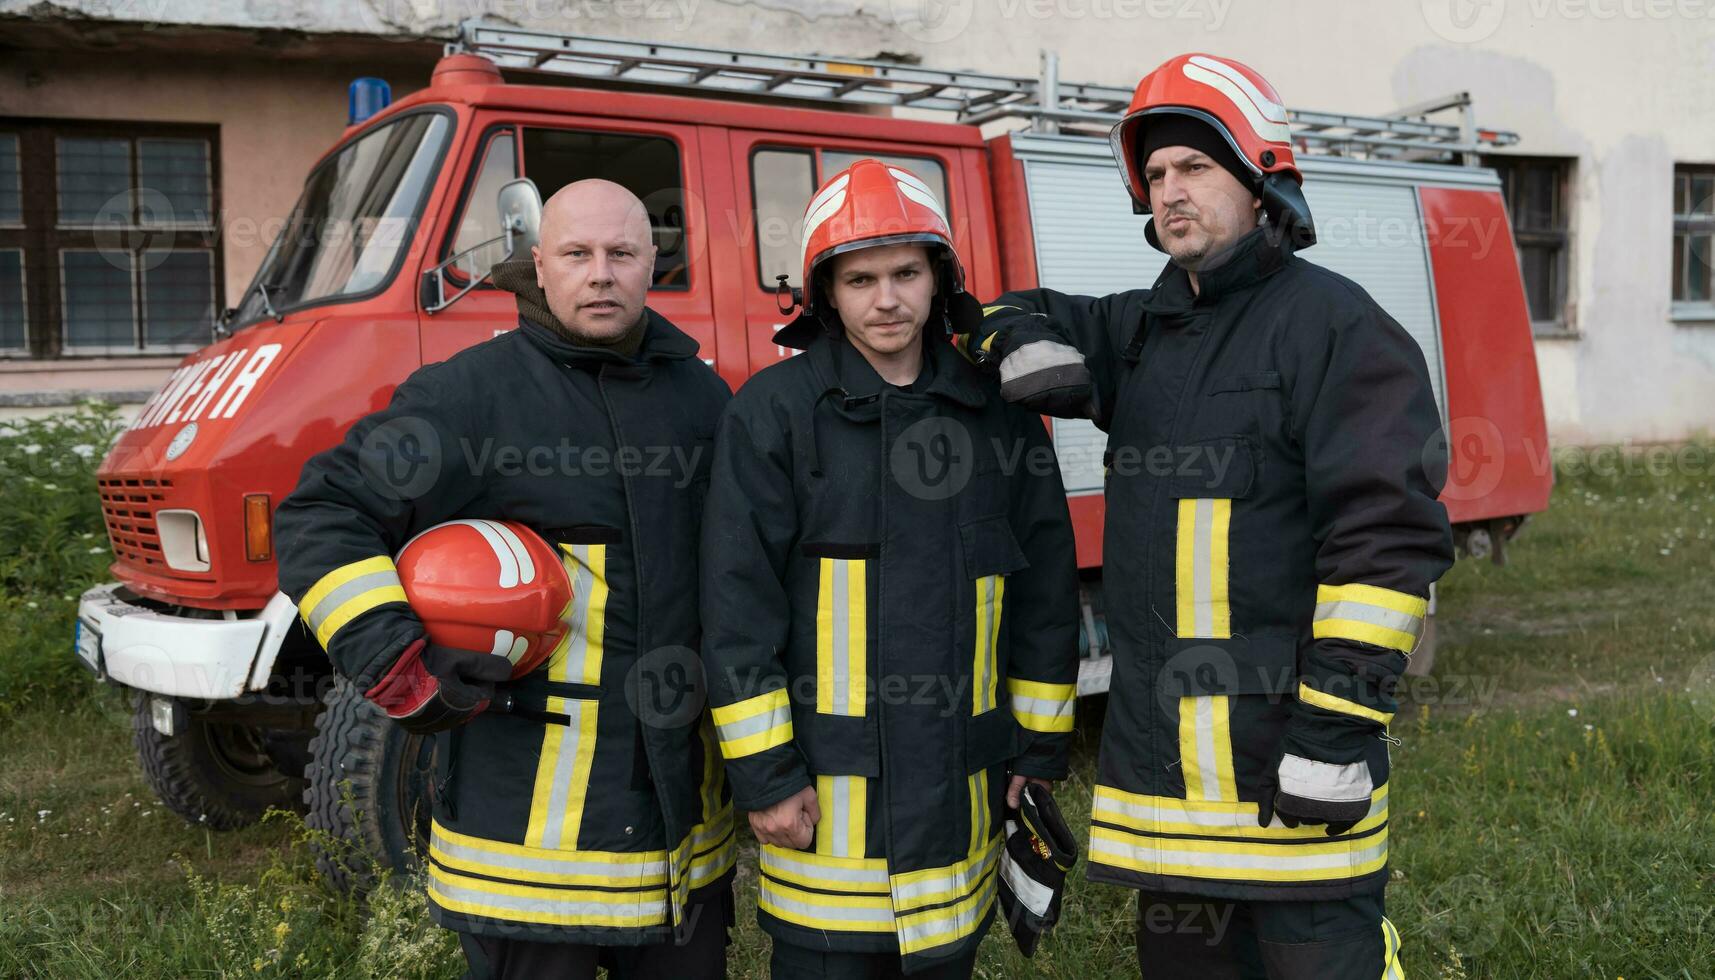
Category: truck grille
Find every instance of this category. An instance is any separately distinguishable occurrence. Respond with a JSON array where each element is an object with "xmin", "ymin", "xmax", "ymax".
[{"xmin": 99, "ymin": 477, "xmax": 174, "ymax": 568}]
